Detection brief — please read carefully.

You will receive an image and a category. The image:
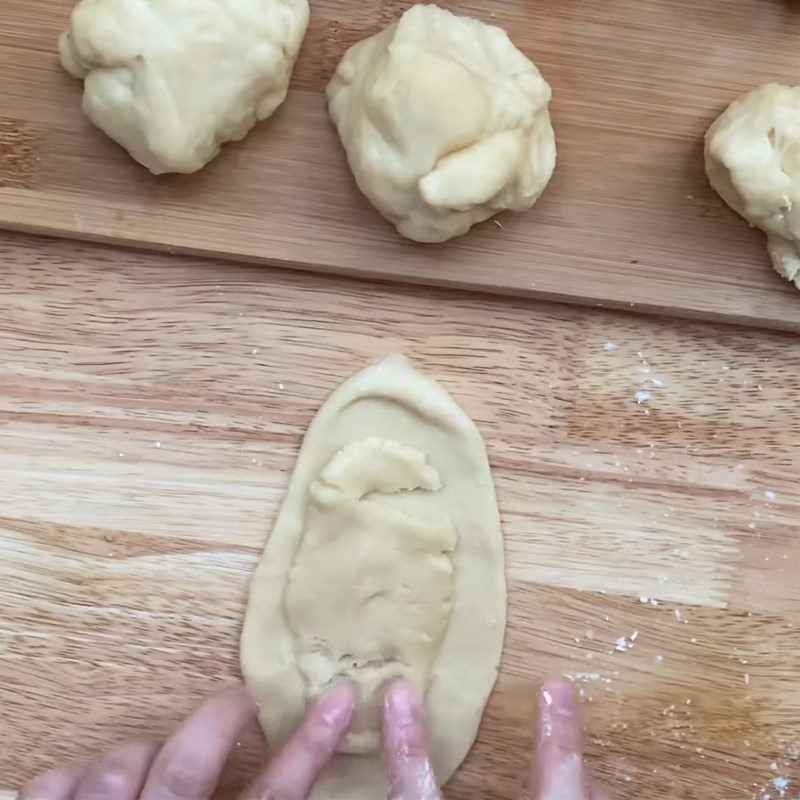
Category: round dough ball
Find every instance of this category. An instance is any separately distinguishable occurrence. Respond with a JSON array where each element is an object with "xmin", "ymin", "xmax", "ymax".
[
  {"xmin": 59, "ymin": 0, "xmax": 309, "ymax": 174},
  {"xmin": 705, "ymin": 83, "xmax": 800, "ymax": 289},
  {"xmin": 327, "ymin": 4, "xmax": 557, "ymax": 243}
]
